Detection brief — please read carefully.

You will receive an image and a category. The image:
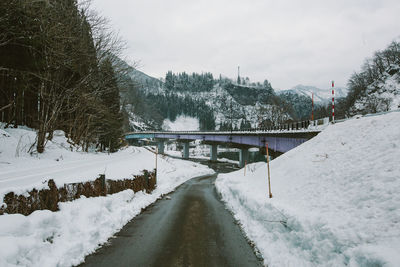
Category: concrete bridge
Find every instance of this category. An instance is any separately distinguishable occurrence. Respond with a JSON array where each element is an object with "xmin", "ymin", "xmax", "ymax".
[{"xmin": 125, "ymin": 129, "xmax": 320, "ymax": 167}]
